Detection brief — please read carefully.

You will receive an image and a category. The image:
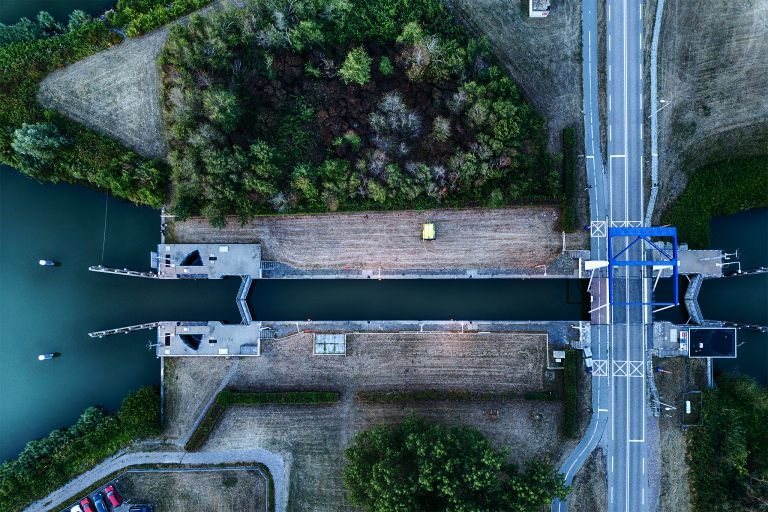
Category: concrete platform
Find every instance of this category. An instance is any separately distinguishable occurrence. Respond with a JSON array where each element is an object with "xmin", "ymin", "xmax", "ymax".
[
  {"xmin": 677, "ymin": 249, "xmax": 723, "ymax": 277},
  {"xmin": 155, "ymin": 244, "xmax": 261, "ymax": 279},
  {"xmin": 157, "ymin": 321, "xmax": 262, "ymax": 356}
]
